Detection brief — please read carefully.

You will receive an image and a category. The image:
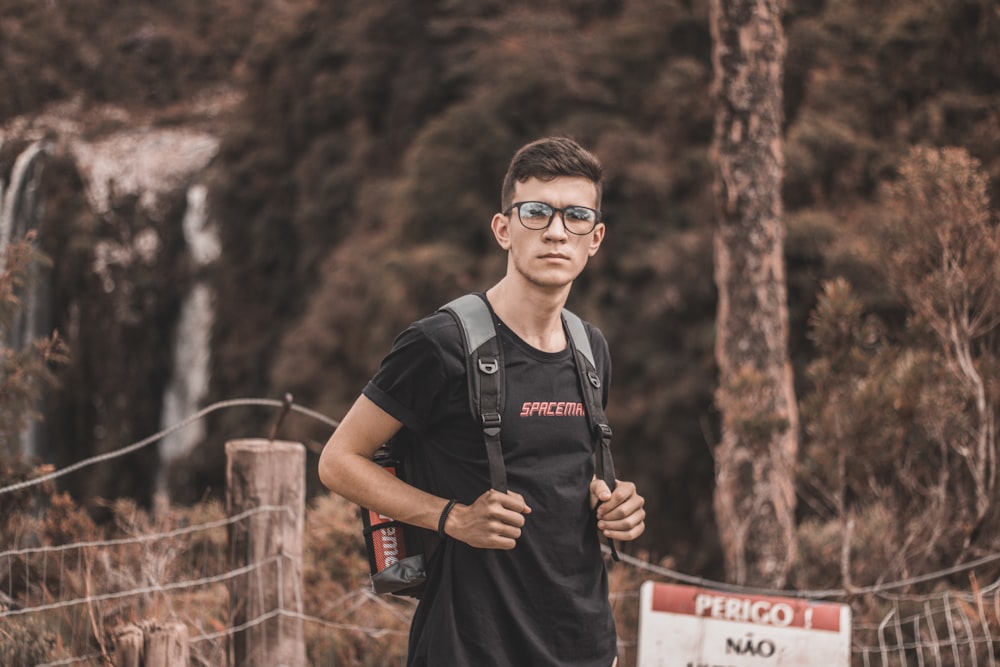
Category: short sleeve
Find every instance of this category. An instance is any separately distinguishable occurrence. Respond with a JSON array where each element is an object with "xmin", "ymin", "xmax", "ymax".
[{"xmin": 363, "ymin": 313, "xmax": 464, "ymax": 432}]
